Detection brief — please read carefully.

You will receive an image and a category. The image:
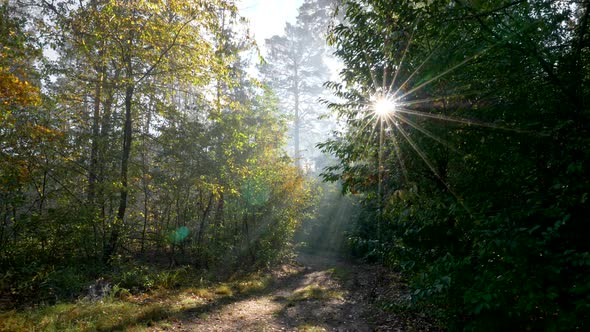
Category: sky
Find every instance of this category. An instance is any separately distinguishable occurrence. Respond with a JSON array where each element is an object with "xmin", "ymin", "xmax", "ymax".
[
  {"xmin": 239, "ymin": 0, "xmax": 304, "ymax": 47},
  {"xmin": 238, "ymin": 0, "xmax": 342, "ymax": 80}
]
